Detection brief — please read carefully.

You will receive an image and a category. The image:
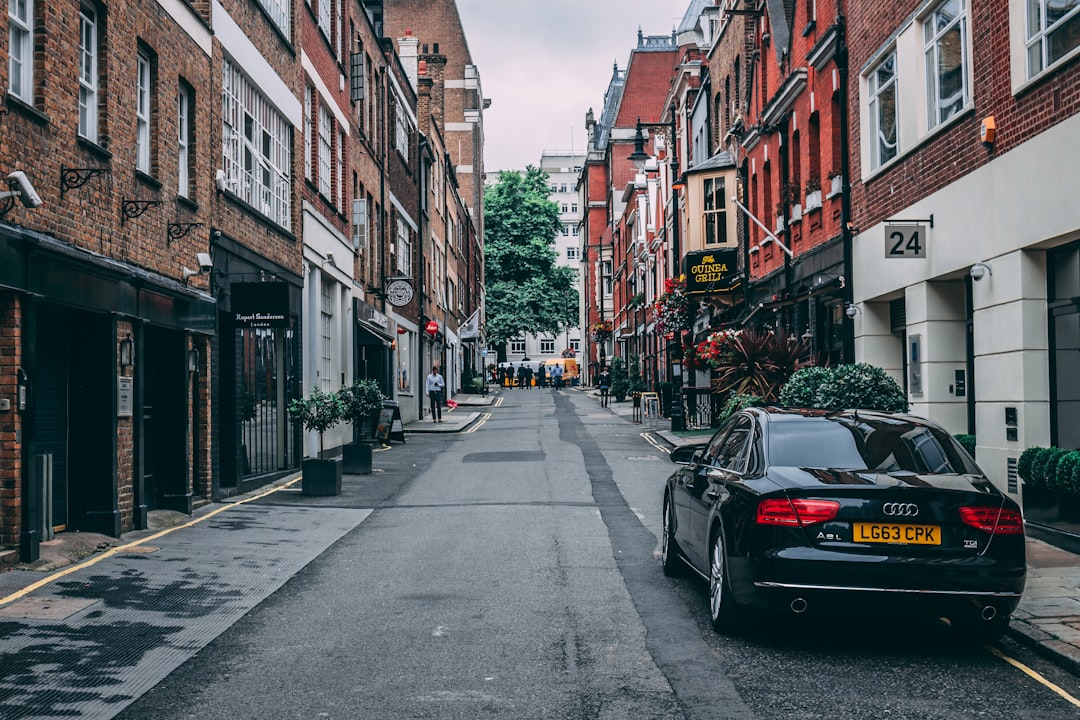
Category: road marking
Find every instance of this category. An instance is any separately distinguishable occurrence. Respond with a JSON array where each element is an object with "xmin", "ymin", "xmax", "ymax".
[
  {"xmin": 464, "ymin": 412, "xmax": 492, "ymax": 432},
  {"xmin": 0, "ymin": 474, "xmax": 302, "ymax": 607},
  {"xmin": 986, "ymin": 644, "xmax": 1080, "ymax": 707},
  {"xmin": 640, "ymin": 432, "xmax": 671, "ymax": 454}
]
